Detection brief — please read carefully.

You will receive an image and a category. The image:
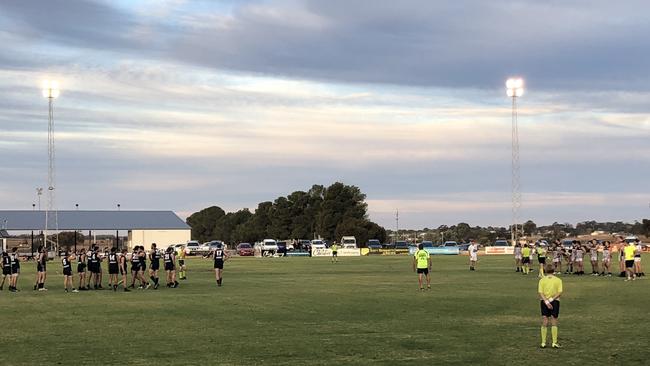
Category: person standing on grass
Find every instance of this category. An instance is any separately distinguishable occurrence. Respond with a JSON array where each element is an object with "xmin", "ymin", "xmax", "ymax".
[
  {"xmin": 521, "ymin": 244, "xmax": 531, "ymax": 275},
  {"xmin": 130, "ymin": 246, "xmax": 141, "ymax": 289},
  {"xmin": 107, "ymin": 247, "xmax": 119, "ymax": 291},
  {"xmin": 633, "ymin": 239, "xmax": 643, "ymax": 277},
  {"xmin": 514, "ymin": 243, "xmax": 522, "ymax": 272},
  {"xmin": 552, "ymin": 245, "xmax": 562, "ymax": 274},
  {"xmin": 178, "ymin": 246, "xmax": 187, "ymax": 280},
  {"xmin": 149, "ymin": 243, "xmax": 161, "ymax": 289},
  {"xmin": 537, "ymin": 244, "xmax": 547, "ymax": 278},
  {"xmin": 574, "ymin": 242, "xmax": 584, "ymax": 275},
  {"xmin": 77, "ymin": 248, "xmax": 87, "ymax": 291},
  {"xmin": 62, "ymin": 250, "xmax": 78, "ymax": 293},
  {"xmin": 616, "ymin": 236, "xmax": 626, "ymax": 277},
  {"xmin": 1, "ymin": 250, "xmax": 12, "ymax": 291},
  {"xmin": 468, "ymin": 240, "xmax": 479, "ymax": 271},
  {"xmin": 119, "ymin": 248, "xmax": 130, "ymax": 292},
  {"xmin": 623, "ymin": 241, "xmax": 636, "ymax": 282},
  {"xmin": 10, "ymin": 247, "xmax": 20, "ymax": 292},
  {"xmin": 138, "ymin": 246, "xmax": 150, "ymax": 289},
  {"xmin": 331, "ymin": 243, "xmax": 338, "ymax": 263},
  {"xmin": 601, "ymin": 242, "xmax": 612, "ymax": 276},
  {"xmin": 589, "ymin": 241, "xmax": 599, "ymax": 275},
  {"xmin": 164, "ymin": 246, "xmax": 179, "ymax": 288},
  {"xmin": 538, "ymin": 265, "xmax": 562, "ymax": 349},
  {"xmin": 212, "ymin": 242, "xmax": 229, "ymax": 287},
  {"xmin": 412, "ymin": 244, "xmax": 431, "ymax": 291},
  {"xmin": 35, "ymin": 246, "xmax": 48, "ymax": 291}
]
